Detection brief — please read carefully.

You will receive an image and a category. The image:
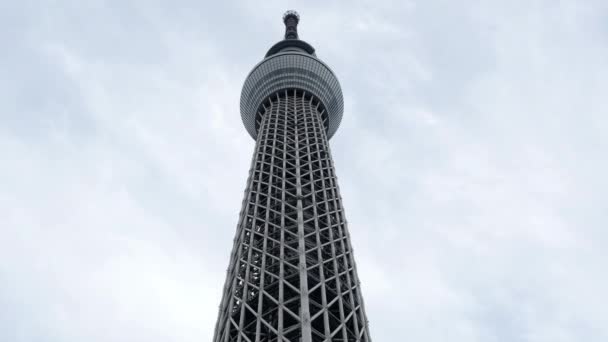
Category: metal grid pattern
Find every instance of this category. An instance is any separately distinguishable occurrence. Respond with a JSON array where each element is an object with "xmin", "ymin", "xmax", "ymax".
[
  {"xmin": 214, "ymin": 90, "xmax": 371, "ymax": 342},
  {"xmin": 240, "ymin": 53, "xmax": 343, "ymax": 141}
]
